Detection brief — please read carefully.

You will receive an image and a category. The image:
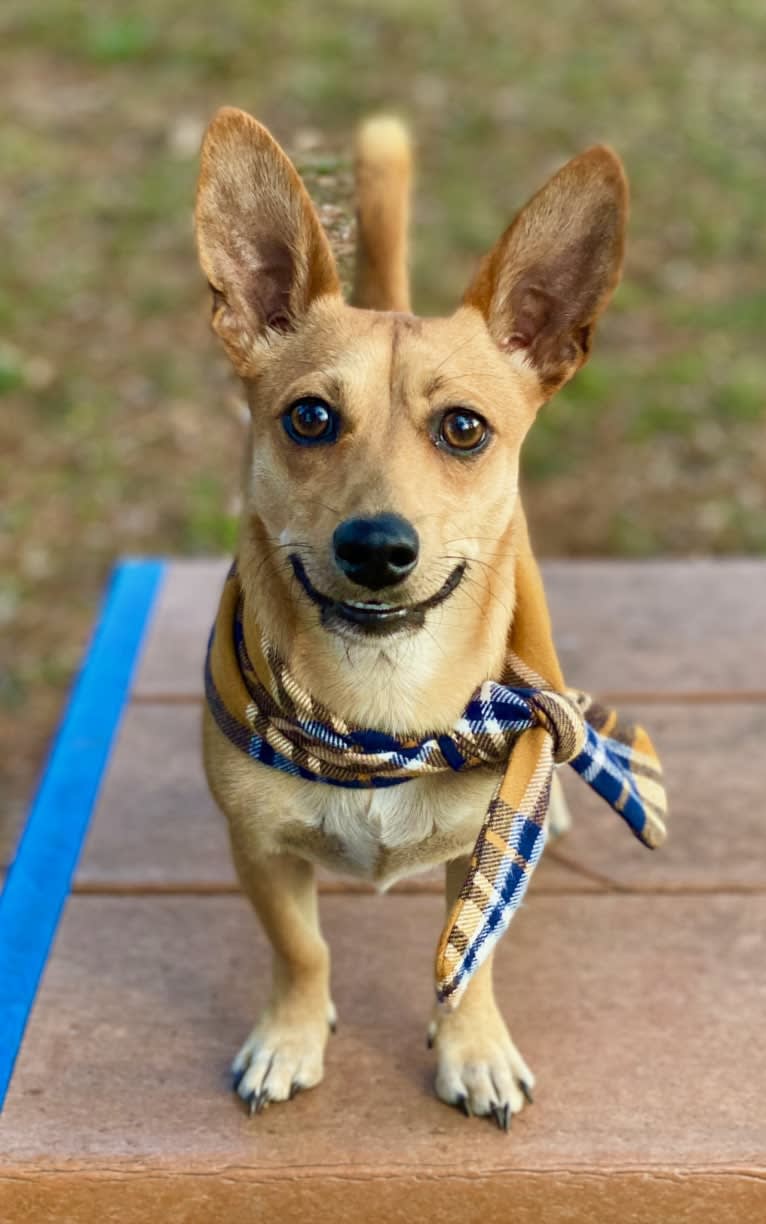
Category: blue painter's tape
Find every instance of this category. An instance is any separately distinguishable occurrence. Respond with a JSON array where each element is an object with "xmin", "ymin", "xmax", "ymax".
[{"xmin": 0, "ymin": 559, "xmax": 165, "ymax": 1109}]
